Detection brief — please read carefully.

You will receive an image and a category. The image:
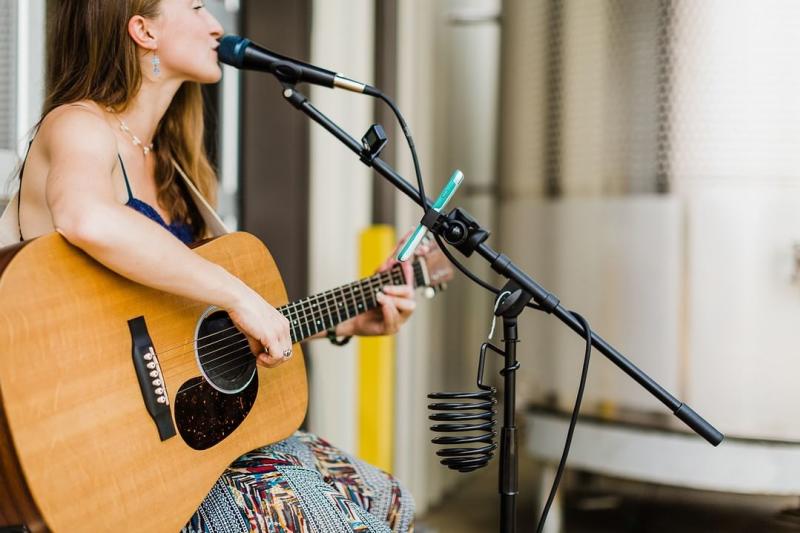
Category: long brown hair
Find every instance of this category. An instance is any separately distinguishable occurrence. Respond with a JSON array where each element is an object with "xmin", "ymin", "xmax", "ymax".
[{"xmin": 41, "ymin": 0, "xmax": 217, "ymax": 235}]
